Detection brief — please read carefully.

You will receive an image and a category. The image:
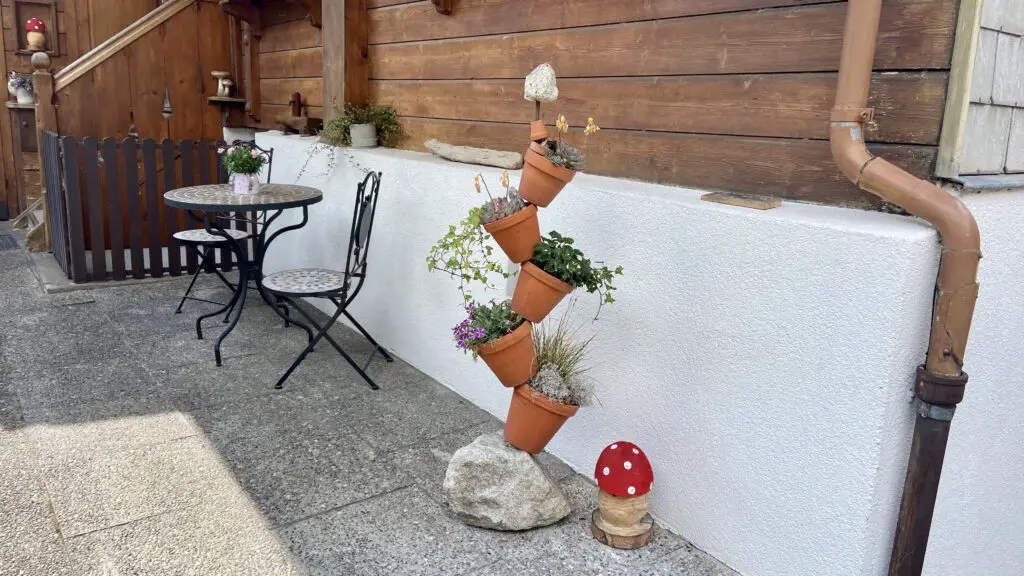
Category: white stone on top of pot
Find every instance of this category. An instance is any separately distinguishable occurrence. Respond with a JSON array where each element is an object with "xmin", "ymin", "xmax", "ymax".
[{"xmin": 524, "ymin": 63, "xmax": 558, "ymax": 103}]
